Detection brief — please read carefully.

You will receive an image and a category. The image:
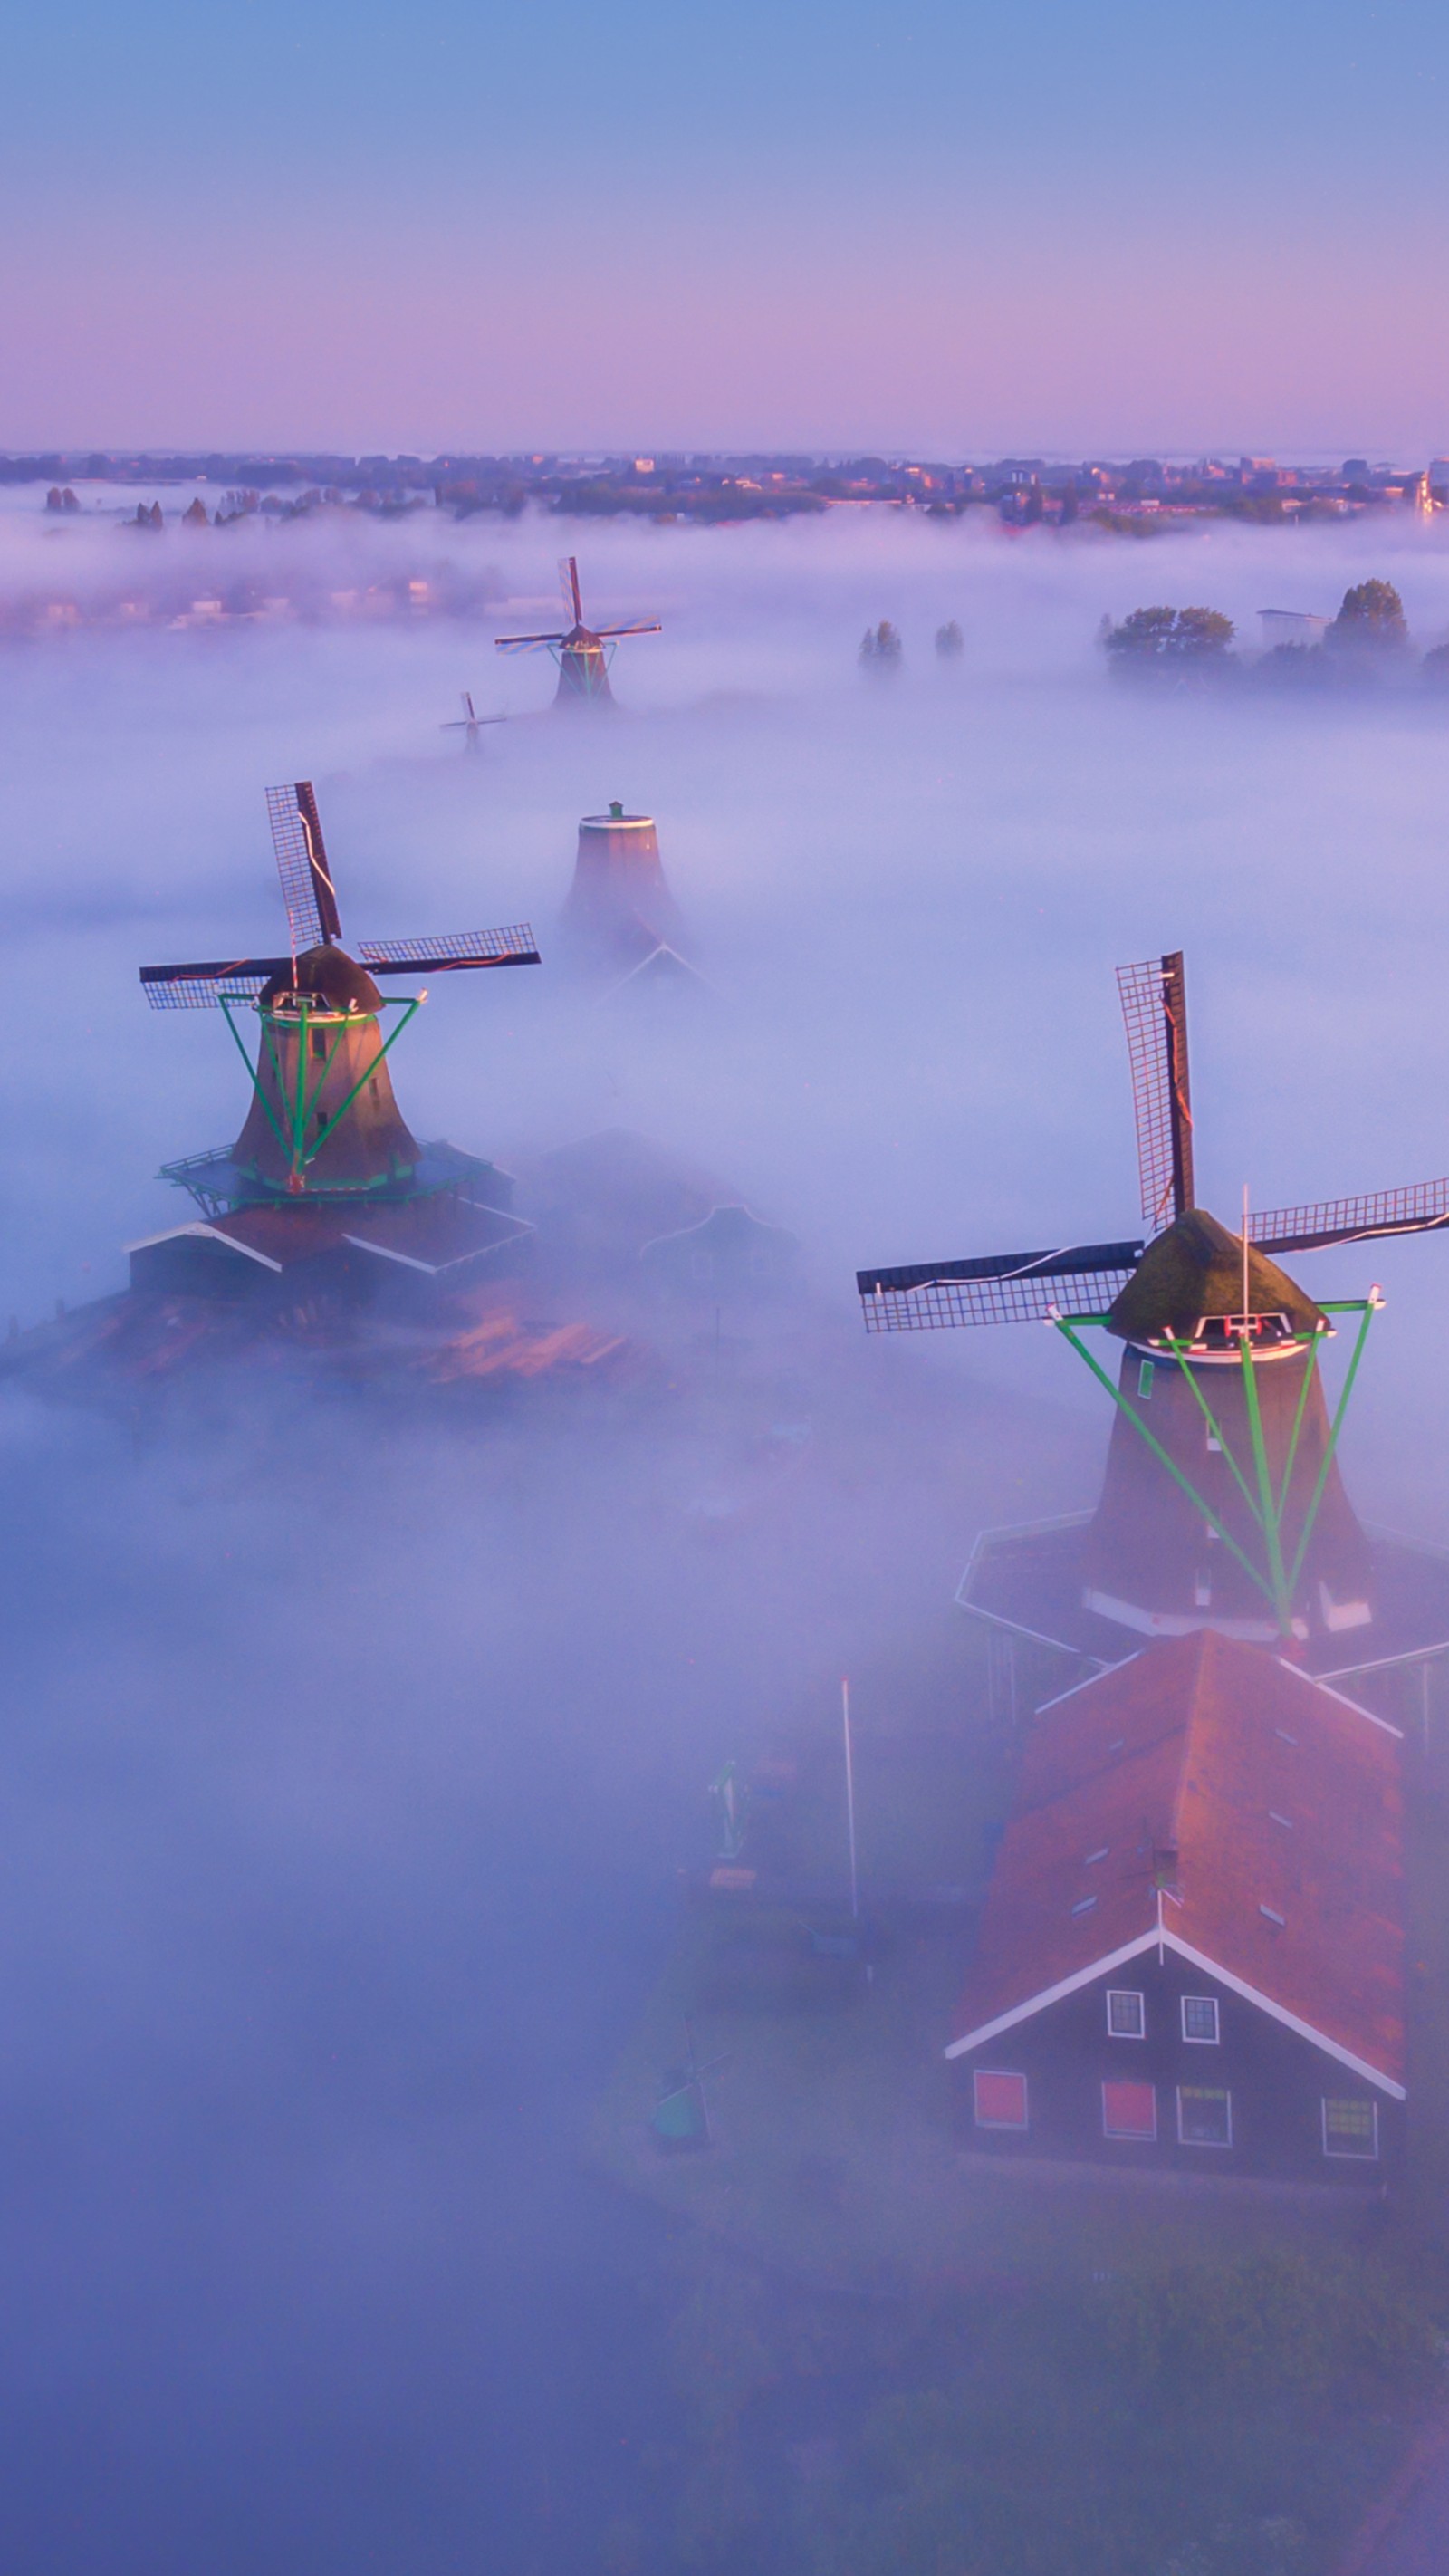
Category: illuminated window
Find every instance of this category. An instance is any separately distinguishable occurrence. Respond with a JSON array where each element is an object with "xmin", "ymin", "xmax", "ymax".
[
  {"xmin": 1322, "ymin": 2098, "xmax": 1378, "ymax": 2159},
  {"xmin": 1106, "ymin": 1990, "xmax": 1145, "ymax": 2039},
  {"xmin": 1181, "ymin": 1995, "xmax": 1220, "ymax": 2045},
  {"xmin": 1177, "ymin": 2085, "xmax": 1232, "ymax": 2148},
  {"xmin": 1103, "ymin": 2080, "xmax": 1156, "ymax": 2139},
  {"xmin": 974, "ymin": 2070, "xmax": 1028, "ymax": 2130}
]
